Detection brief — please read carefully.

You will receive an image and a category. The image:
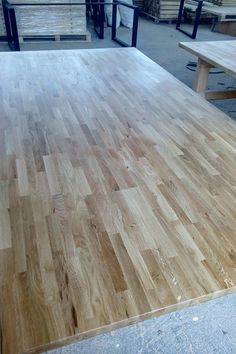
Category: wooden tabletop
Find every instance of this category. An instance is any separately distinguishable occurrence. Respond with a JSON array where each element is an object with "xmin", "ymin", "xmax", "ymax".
[
  {"xmin": 1, "ymin": 48, "xmax": 236, "ymax": 354},
  {"xmin": 179, "ymin": 40, "xmax": 236, "ymax": 78}
]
